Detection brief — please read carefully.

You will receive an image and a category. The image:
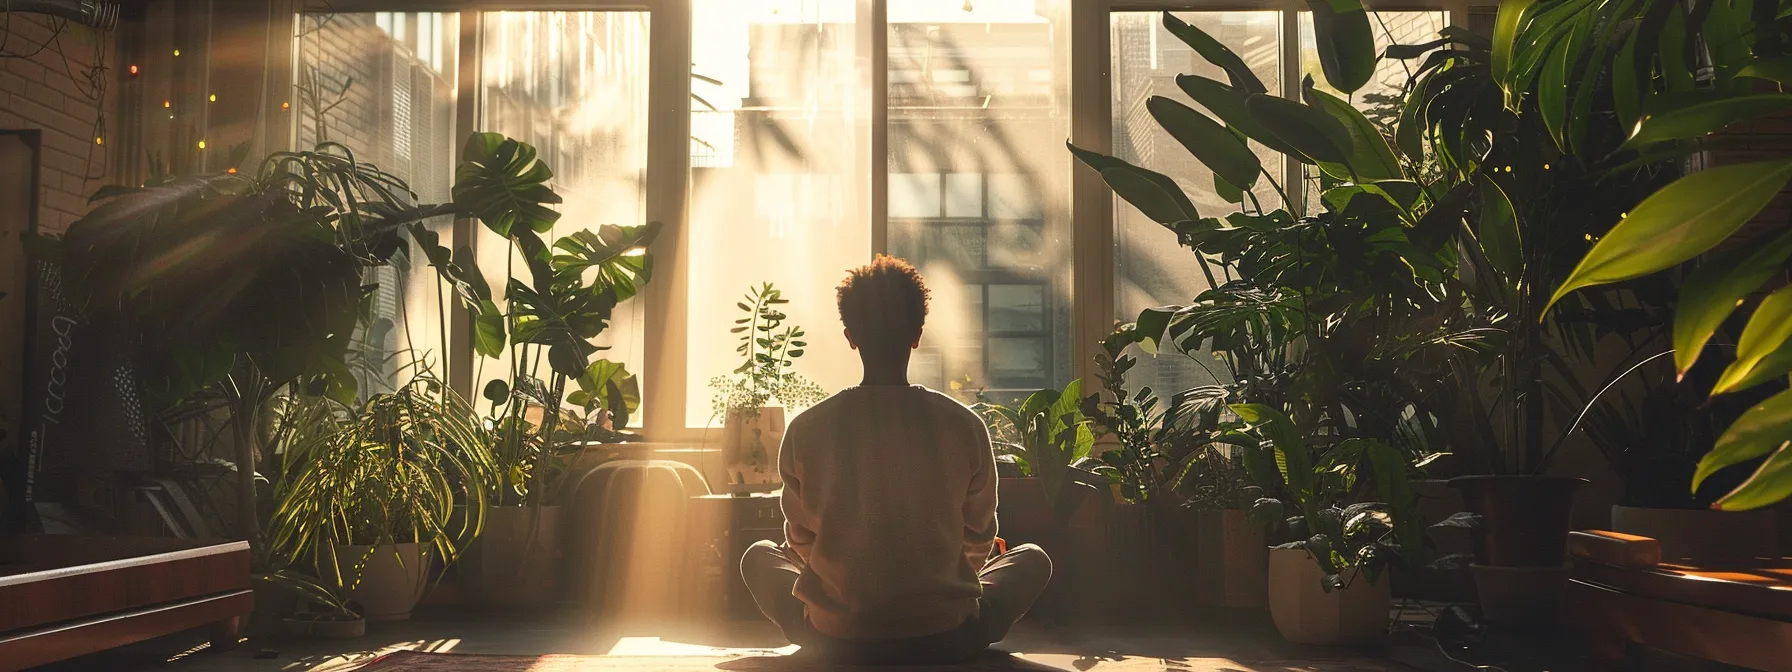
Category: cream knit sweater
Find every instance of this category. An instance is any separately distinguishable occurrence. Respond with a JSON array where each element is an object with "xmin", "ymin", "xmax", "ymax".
[{"xmin": 777, "ymin": 384, "xmax": 998, "ymax": 640}]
